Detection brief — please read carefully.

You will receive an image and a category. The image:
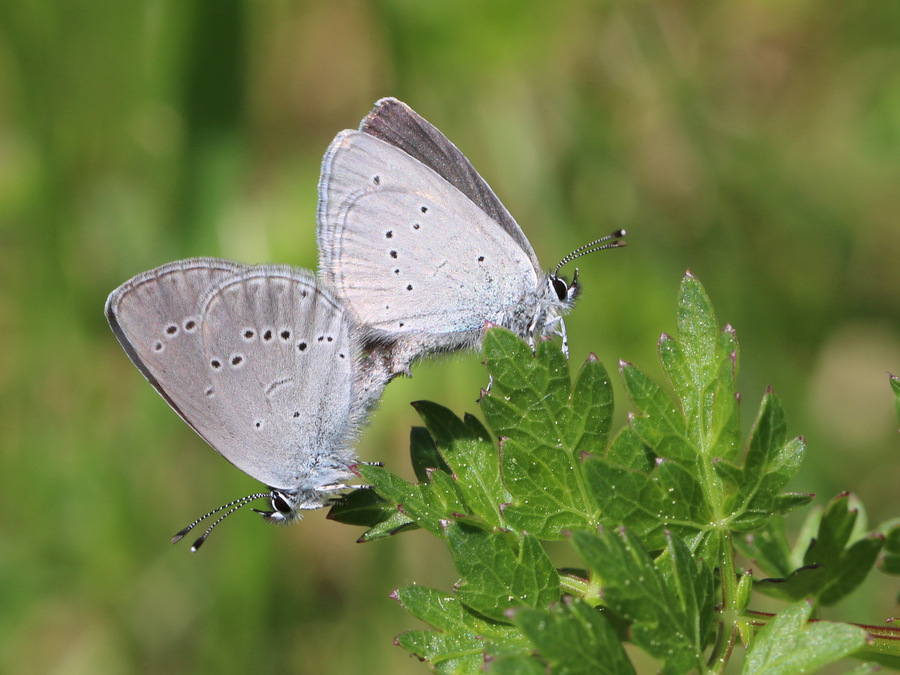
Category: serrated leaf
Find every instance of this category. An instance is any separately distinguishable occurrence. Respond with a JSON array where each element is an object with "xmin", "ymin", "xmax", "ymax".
[
  {"xmin": 412, "ymin": 401, "xmax": 510, "ymax": 528},
  {"xmin": 606, "ymin": 426, "xmax": 655, "ymax": 472},
  {"xmin": 621, "ymin": 363, "xmax": 693, "ymax": 462},
  {"xmin": 392, "ymin": 585, "xmax": 530, "ymax": 673},
  {"xmin": 571, "ymin": 528, "xmax": 707, "ymax": 674},
  {"xmin": 428, "ymin": 467, "xmax": 468, "ymax": 514},
  {"xmin": 804, "ymin": 494, "xmax": 884, "ymax": 605},
  {"xmin": 500, "ymin": 436, "xmax": 596, "ymax": 536},
  {"xmin": 676, "ymin": 271, "xmax": 720, "ymax": 391},
  {"xmin": 570, "ymin": 354, "xmax": 615, "ymax": 455},
  {"xmin": 446, "ymin": 523, "xmax": 560, "ymax": 622},
  {"xmin": 585, "ymin": 456, "xmax": 709, "ymax": 552},
  {"xmin": 480, "ymin": 328, "xmax": 615, "ymax": 538},
  {"xmin": 326, "ymin": 486, "xmax": 418, "ymax": 541},
  {"xmin": 326, "ymin": 487, "xmax": 395, "ymax": 527},
  {"xmin": 395, "ymin": 629, "xmax": 486, "ymax": 674},
  {"xmin": 741, "ymin": 599, "xmax": 867, "ymax": 675},
  {"xmin": 393, "ymin": 585, "xmax": 507, "ymax": 637},
  {"xmin": 357, "ymin": 464, "xmax": 446, "ymax": 536},
  {"xmin": 879, "ymin": 519, "xmax": 900, "ymax": 575},
  {"xmin": 752, "ymin": 494, "xmax": 884, "ymax": 605},
  {"xmin": 660, "ymin": 274, "xmax": 741, "ymax": 463},
  {"xmin": 890, "ymin": 373, "xmax": 900, "ymax": 426},
  {"xmin": 426, "ymin": 401, "xmax": 512, "ymax": 527},
  {"xmin": 511, "ymin": 598, "xmax": 636, "ymax": 675},
  {"xmin": 410, "ymin": 426, "xmax": 451, "ymax": 482},
  {"xmin": 717, "ymin": 392, "xmax": 806, "ymax": 533},
  {"xmin": 733, "ymin": 518, "xmax": 794, "ymax": 578},
  {"xmin": 655, "ymin": 532, "xmax": 716, "ymax": 652},
  {"xmin": 357, "ymin": 510, "xmax": 418, "ymax": 542}
]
